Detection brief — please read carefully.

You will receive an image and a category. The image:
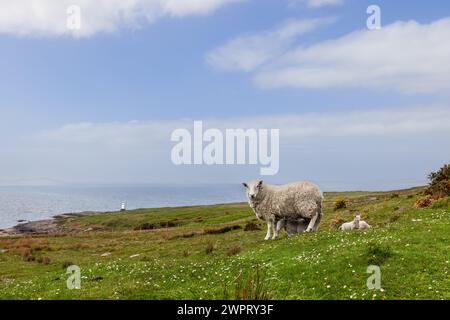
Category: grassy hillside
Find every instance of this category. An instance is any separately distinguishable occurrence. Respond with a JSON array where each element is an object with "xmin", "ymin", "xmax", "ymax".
[{"xmin": 0, "ymin": 187, "xmax": 449, "ymax": 300}]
